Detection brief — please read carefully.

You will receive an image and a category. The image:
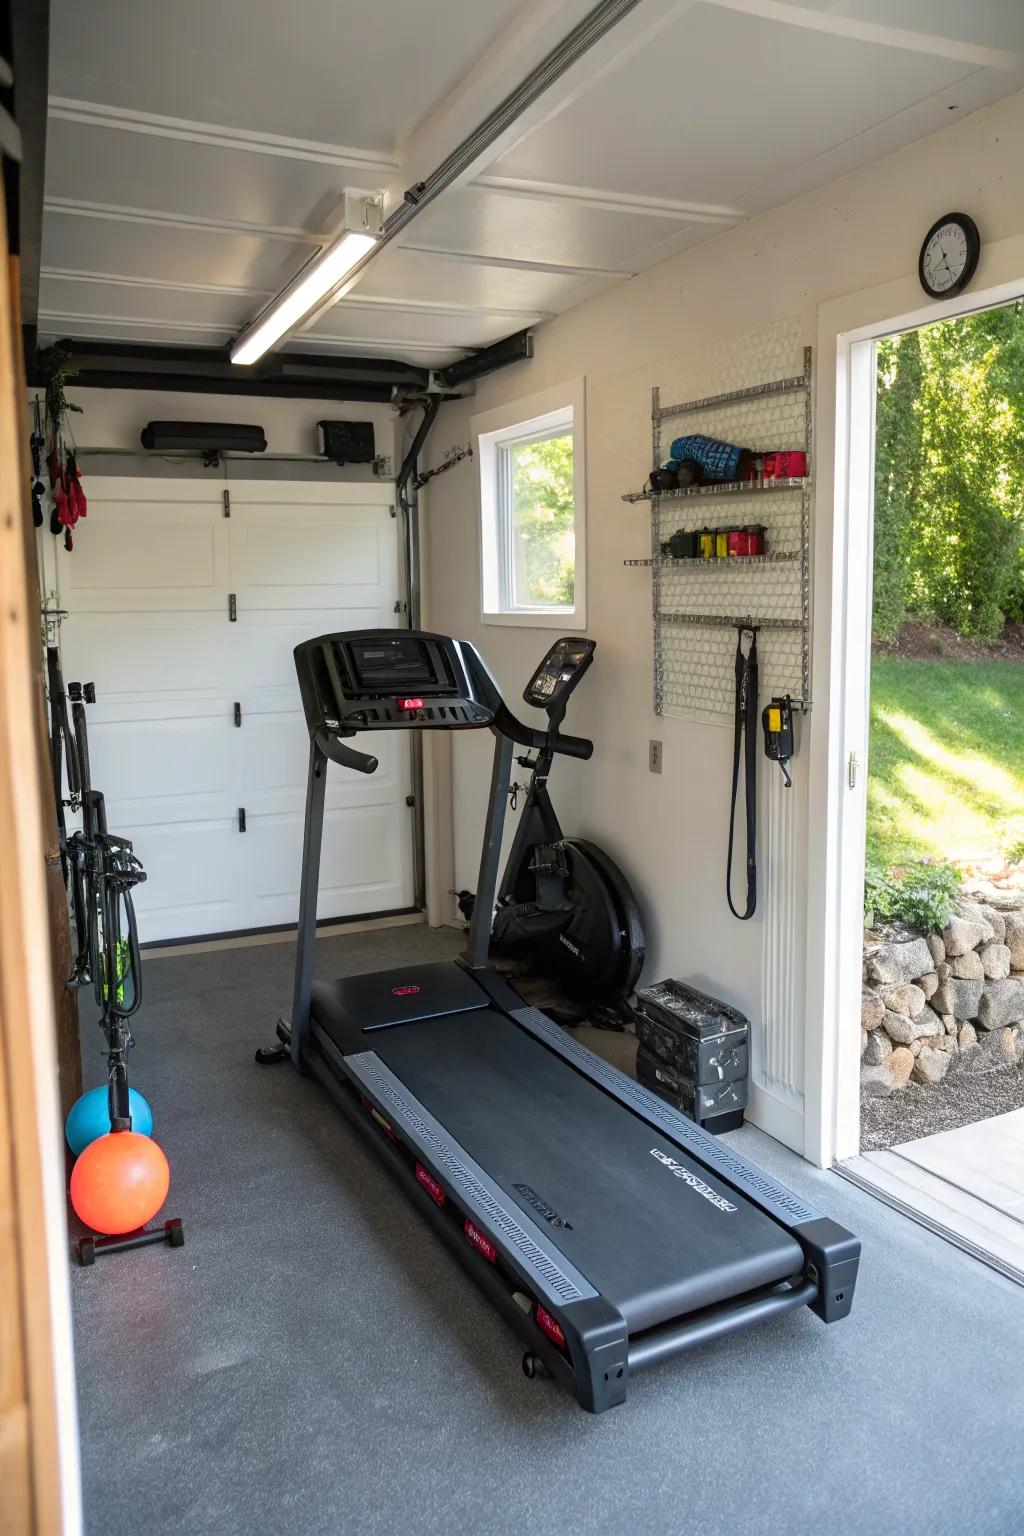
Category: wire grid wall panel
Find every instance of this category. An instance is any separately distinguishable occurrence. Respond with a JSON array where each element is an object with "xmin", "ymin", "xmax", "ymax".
[{"xmin": 623, "ymin": 319, "xmax": 812, "ymax": 724}]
